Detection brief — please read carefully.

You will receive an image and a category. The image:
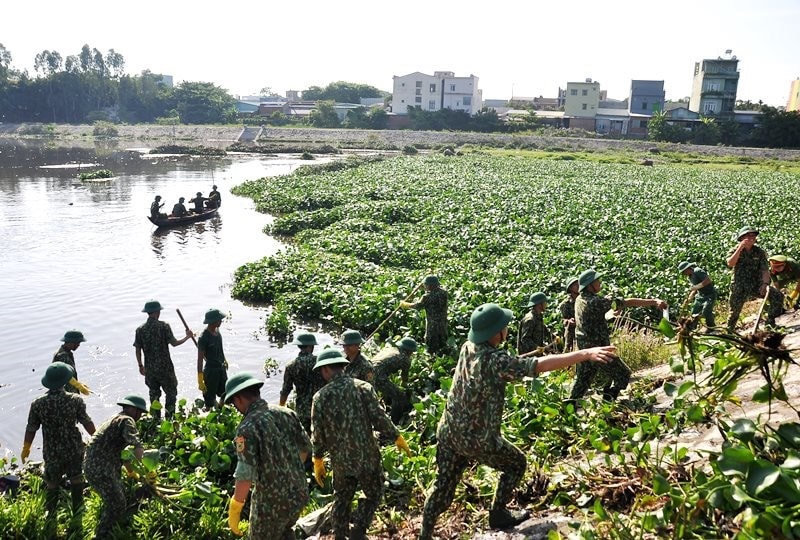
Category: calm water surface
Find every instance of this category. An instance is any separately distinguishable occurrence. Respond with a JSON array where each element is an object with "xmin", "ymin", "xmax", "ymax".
[{"xmin": 0, "ymin": 140, "xmax": 335, "ymax": 460}]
